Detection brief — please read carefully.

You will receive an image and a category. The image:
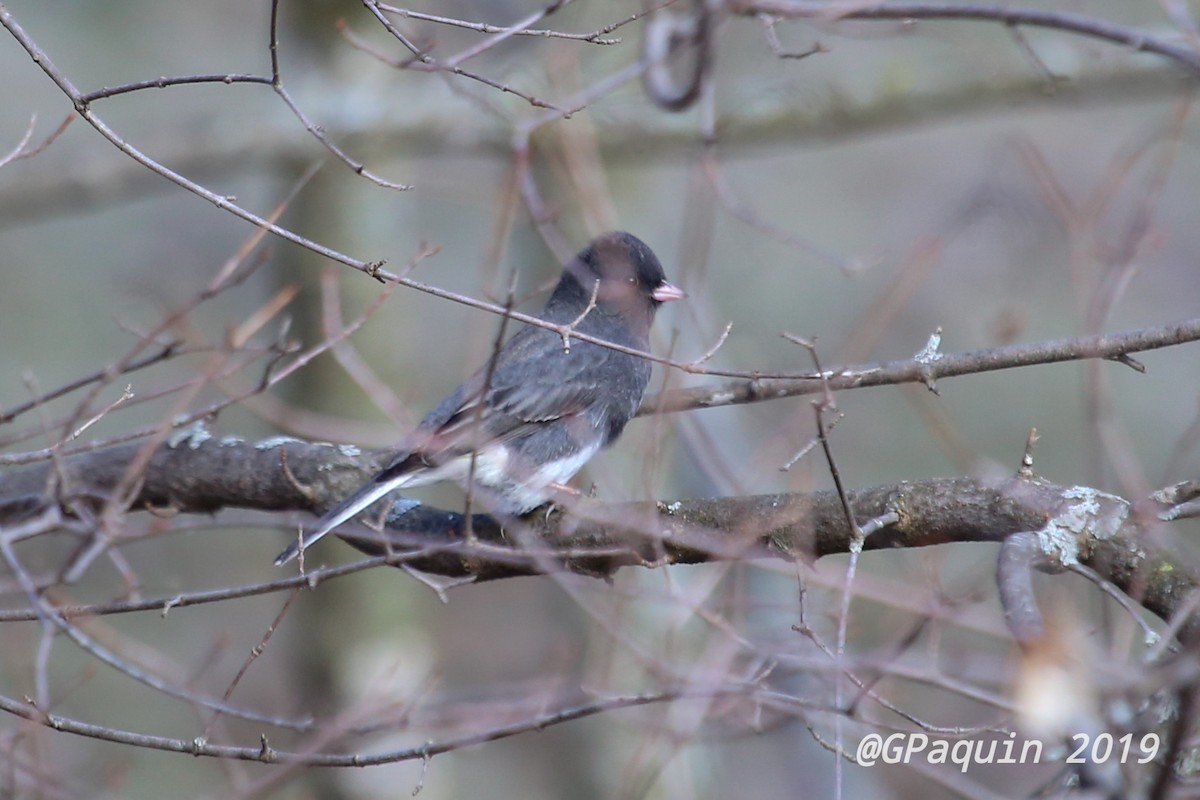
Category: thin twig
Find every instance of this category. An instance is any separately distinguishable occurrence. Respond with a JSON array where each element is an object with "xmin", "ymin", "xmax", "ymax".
[
  {"xmin": 643, "ymin": 316, "xmax": 1200, "ymax": 415},
  {"xmin": 558, "ymin": 277, "xmax": 600, "ymax": 353},
  {"xmin": 268, "ymin": 0, "xmax": 411, "ymax": 191},
  {"xmin": 737, "ymin": 0, "xmax": 1200, "ymax": 77},
  {"xmin": 0, "ymin": 684, "xmax": 752, "ymax": 766},
  {"xmin": 687, "ymin": 322, "xmax": 733, "ymax": 367},
  {"xmin": 66, "ymin": 385, "xmax": 133, "ymax": 443},
  {"xmin": 379, "ymin": 4, "xmax": 621, "ymax": 45},
  {"xmin": 202, "ymin": 588, "xmax": 303, "ymax": 740},
  {"xmin": 0, "ymin": 111, "xmax": 74, "ymax": 168},
  {"xmin": 360, "ymin": 0, "xmax": 566, "ymax": 111},
  {"xmin": 463, "ymin": 268, "xmax": 521, "ymax": 541},
  {"xmin": 77, "ymin": 74, "xmax": 272, "ymax": 103}
]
